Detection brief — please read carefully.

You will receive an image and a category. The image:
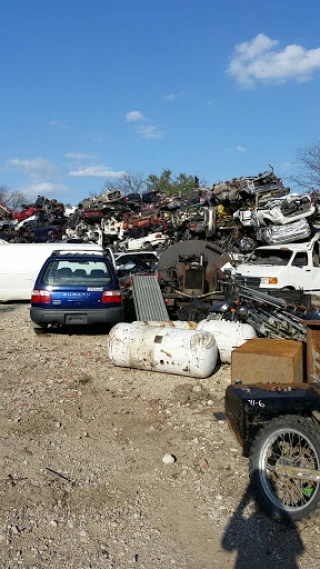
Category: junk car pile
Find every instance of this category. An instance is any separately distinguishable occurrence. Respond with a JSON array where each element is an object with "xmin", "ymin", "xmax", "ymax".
[
  {"xmin": 2, "ymin": 168, "xmax": 320, "ymax": 253},
  {"xmin": 2, "ymin": 167, "xmax": 320, "ymax": 338}
]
